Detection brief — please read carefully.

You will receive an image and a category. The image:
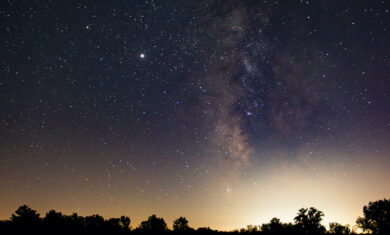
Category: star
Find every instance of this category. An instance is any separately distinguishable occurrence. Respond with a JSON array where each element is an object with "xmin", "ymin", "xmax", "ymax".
[{"xmin": 140, "ymin": 53, "xmax": 145, "ymax": 58}]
